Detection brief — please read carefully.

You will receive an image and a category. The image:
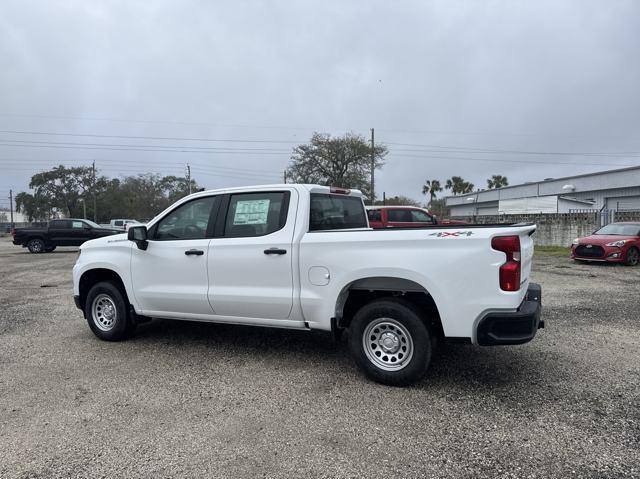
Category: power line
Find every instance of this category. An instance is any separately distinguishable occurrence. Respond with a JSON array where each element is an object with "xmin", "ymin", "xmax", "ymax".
[
  {"xmin": 0, "ymin": 129, "xmax": 301, "ymax": 145},
  {"xmin": 389, "ymin": 153, "xmax": 638, "ymax": 168},
  {"xmin": 2, "ymin": 132, "xmax": 640, "ymax": 161},
  {"xmin": 3, "ymin": 128, "xmax": 638, "ymax": 157},
  {"xmin": 0, "ymin": 158, "xmax": 283, "ymax": 177},
  {"xmin": 0, "ymin": 138, "xmax": 291, "ymax": 153},
  {"xmin": 387, "ymin": 142, "xmax": 640, "ymax": 158},
  {"xmin": 2, "ymin": 113, "xmax": 634, "ymax": 142},
  {"xmin": 2, "ymin": 166, "xmax": 282, "ymax": 181},
  {"xmin": 0, "ymin": 142, "xmax": 290, "ymax": 155},
  {"xmin": 377, "ymin": 126, "xmax": 638, "ymax": 142},
  {"xmin": 0, "ymin": 113, "xmax": 318, "ymax": 131}
]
